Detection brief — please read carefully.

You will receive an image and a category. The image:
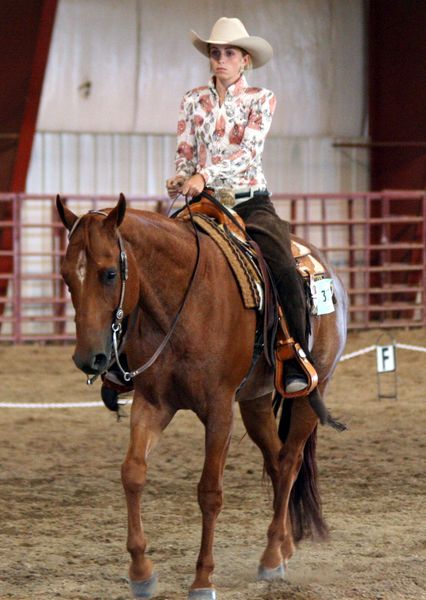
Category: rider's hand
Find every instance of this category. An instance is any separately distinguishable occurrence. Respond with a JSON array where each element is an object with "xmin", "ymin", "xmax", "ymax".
[
  {"xmin": 166, "ymin": 175, "xmax": 187, "ymax": 199},
  {"xmin": 181, "ymin": 174, "xmax": 205, "ymax": 198}
]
